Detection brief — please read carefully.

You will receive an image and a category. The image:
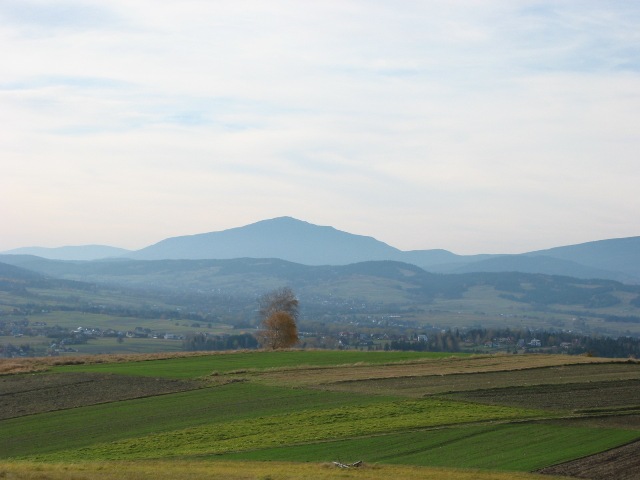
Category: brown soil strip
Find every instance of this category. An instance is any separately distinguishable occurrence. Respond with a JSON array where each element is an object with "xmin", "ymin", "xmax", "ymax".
[
  {"xmin": 0, "ymin": 350, "xmax": 254, "ymax": 375},
  {"xmin": 254, "ymin": 355, "xmax": 628, "ymax": 388},
  {"xmin": 0, "ymin": 372, "xmax": 203, "ymax": 419},
  {"xmin": 446, "ymin": 378, "xmax": 640, "ymax": 411},
  {"xmin": 537, "ymin": 439, "xmax": 640, "ymax": 480},
  {"xmin": 321, "ymin": 363, "xmax": 640, "ymax": 398},
  {"xmin": 543, "ymin": 415, "xmax": 640, "ymax": 430}
]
